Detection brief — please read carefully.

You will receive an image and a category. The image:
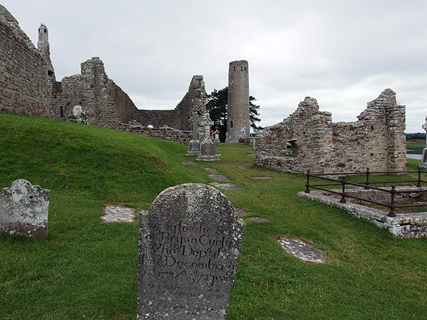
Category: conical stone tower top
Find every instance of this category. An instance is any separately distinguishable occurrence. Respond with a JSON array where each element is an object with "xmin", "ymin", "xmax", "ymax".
[{"xmin": 37, "ymin": 23, "xmax": 55, "ymax": 80}]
